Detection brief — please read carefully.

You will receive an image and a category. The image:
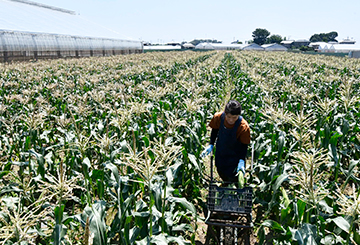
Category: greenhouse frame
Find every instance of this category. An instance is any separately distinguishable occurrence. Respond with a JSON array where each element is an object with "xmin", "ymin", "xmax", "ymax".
[
  {"xmin": 0, "ymin": 30, "xmax": 143, "ymax": 62},
  {"xmin": 0, "ymin": 0, "xmax": 143, "ymax": 62}
]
